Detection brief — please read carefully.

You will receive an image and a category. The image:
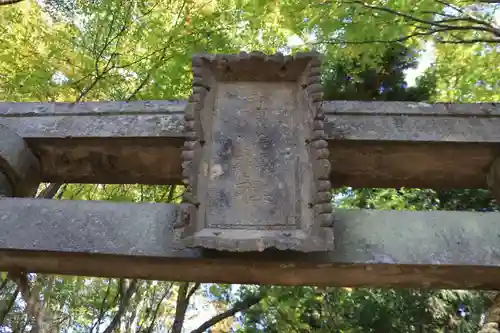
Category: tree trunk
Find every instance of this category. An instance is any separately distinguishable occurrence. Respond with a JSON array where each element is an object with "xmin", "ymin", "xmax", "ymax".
[
  {"xmin": 478, "ymin": 292, "xmax": 500, "ymax": 333},
  {"xmin": 102, "ymin": 279, "xmax": 138, "ymax": 333},
  {"xmin": 171, "ymin": 283, "xmax": 200, "ymax": 333}
]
